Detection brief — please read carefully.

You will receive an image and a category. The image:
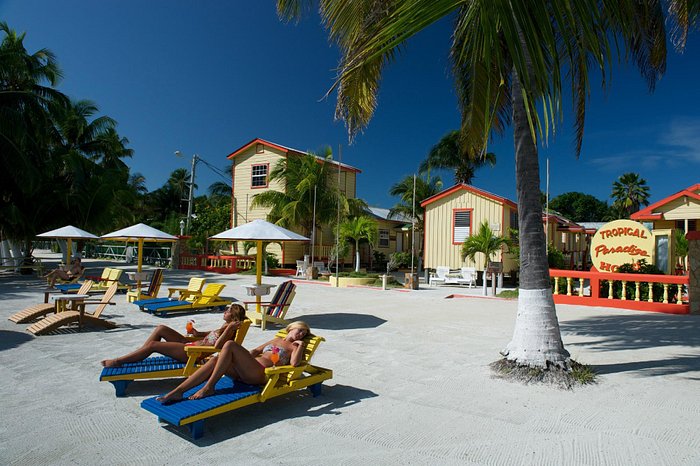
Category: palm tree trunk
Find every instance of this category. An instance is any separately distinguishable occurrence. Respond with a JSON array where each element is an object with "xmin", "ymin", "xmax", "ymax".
[{"xmin": 501, "ymin": 63, "xmax": 569, "ymax": 369}]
